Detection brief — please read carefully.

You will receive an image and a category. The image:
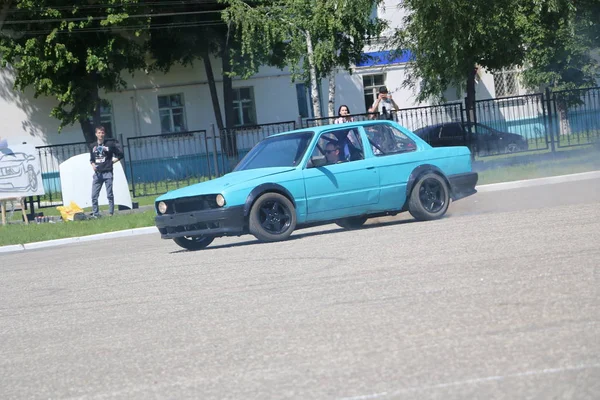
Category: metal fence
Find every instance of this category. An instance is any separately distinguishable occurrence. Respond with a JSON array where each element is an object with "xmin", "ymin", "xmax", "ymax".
[
  {"xmin": 35, "ymin": 141, "xmax": 89, "ymax": 206},
  {"xmin": 474, "ymin": 93, "xmax": 550, "ymax": 156},
  {"xmin": 550, "ymin": 87, "xmax": 600, "ymax": 149},
  {"xmin": 212, "ymin": 120, "xmax": 297, "ymax": 177},
  {"xmin": 126, "ymin": 121, "xmax": 296, "ymax": 197},
  {"xmin": 30, "ymin": 86, "xmax": 599, "ymax": 205},
  {"xmin": 127, "ymin": 130, "xmax": 210, "ymax": 197}
]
